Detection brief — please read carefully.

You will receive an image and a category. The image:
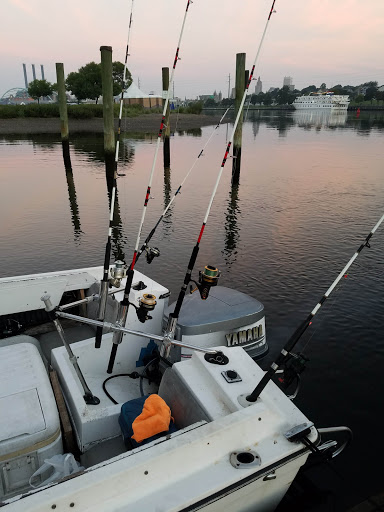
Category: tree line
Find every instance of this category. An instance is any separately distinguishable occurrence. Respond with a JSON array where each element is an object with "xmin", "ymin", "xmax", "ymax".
[
  {"xmin": 204, "ymin": 81, "xmax": 383, "ymax": 108},
  {"xmin": 27, "ymin": 62, "xmax": 132, "ymax": 104}
]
